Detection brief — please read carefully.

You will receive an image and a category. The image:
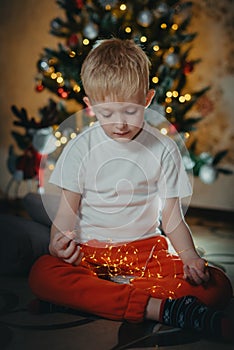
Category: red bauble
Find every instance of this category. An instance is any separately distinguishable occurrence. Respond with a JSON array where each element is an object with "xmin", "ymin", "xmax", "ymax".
[
  {"xmin": 75, "ymin": 0, "xmax": 83, "ymax": 9},
  {"xmin": 67, "ymin": 33, "xmax": 79, "ymax": 48},
  {"xmin": 35, "ymin": 84, "xmax": 44, "ymax": 92},
  {"xmin": 183, "ymin": 61, "xmax": 194, "ymax": 75}
]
